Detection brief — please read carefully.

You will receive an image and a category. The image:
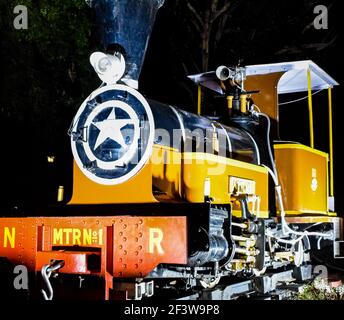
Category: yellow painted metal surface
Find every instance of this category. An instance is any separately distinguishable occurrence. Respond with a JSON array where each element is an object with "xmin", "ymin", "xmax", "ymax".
[
  {"xmin": 274, "ymin": 144, "xmax": 329, "ymax": 215},
  {"xmin": 197, "ymin": 85, "xmax": 202, "ymax": 115},
  {"xmin": 151, "ymin": 145, "xmax": 183, "ymax": 201},
  {"xmin": 152, "ymin": 145, "xmax": 269, "ymax": 217},
  {"xmin": 69, "ymin": 161, "xmax": 157, "ymax": 204},
  {"xmin": 328, "ymin": 87, "xmax": 334, "ymax": 196},
  {"xmin": 227, "ymin": 96, "xmax": 233, "ymax": 115},
  {"xmin": 245, "ymin": 72, "xmax": 284, "ymax": 123},
  {"xmin": 57, "ymin": 186, "xmax": 64, "ymax": 202},
  {"xmin": 181, "ymin": 153, "xmax": 269, "ymax": 218},
  {"xmin": 307, "ymin": 69, "xmax": 315, "ymax": 148},
  {"xmin": 71, "ymin": 142, "xmax": 269, "ymax": 218},
  {"xmin": 240, "ymin": 94, "xmax": 248, "ymax": 113}
]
